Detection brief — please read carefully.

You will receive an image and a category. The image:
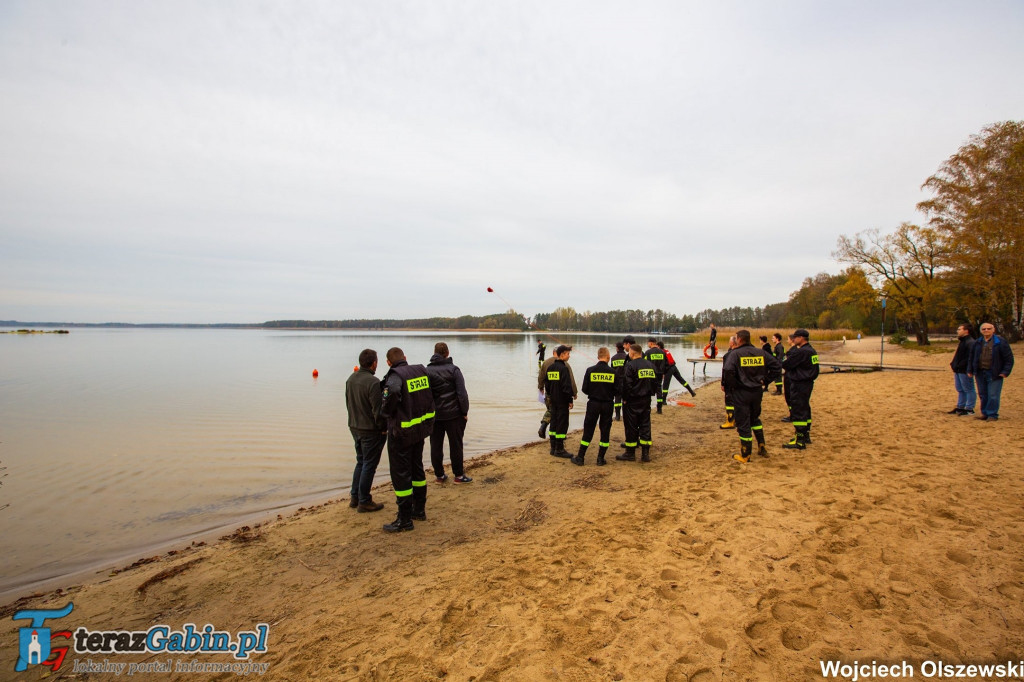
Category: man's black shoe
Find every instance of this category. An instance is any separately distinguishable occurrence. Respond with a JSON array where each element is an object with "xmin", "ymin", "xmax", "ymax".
[
  {"xmin": 570, "ymin": 455, "xmax": 585, "ymax": 466},
  {"xmin": 947, "ymin": 408, "xmax": 962, "ymax": 414},
  {"xmin": 958, "ymin": 409, "xmax": 975, "ymax": 416},
  {"xmin": 615, "ymin": 452, "xmax": 636, "ymax": 461},
  {"xmin": 349, "ymin": 495, "xmax": 359, "ymax": 509}
]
